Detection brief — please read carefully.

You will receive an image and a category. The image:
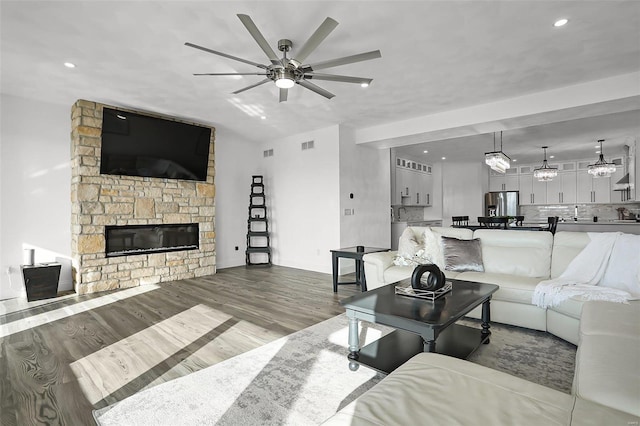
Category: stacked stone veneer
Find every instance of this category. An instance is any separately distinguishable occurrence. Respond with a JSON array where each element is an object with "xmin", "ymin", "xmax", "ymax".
[{"xmin": 70, "ymin": 100, "xmax": 216, "ymax": 295}]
